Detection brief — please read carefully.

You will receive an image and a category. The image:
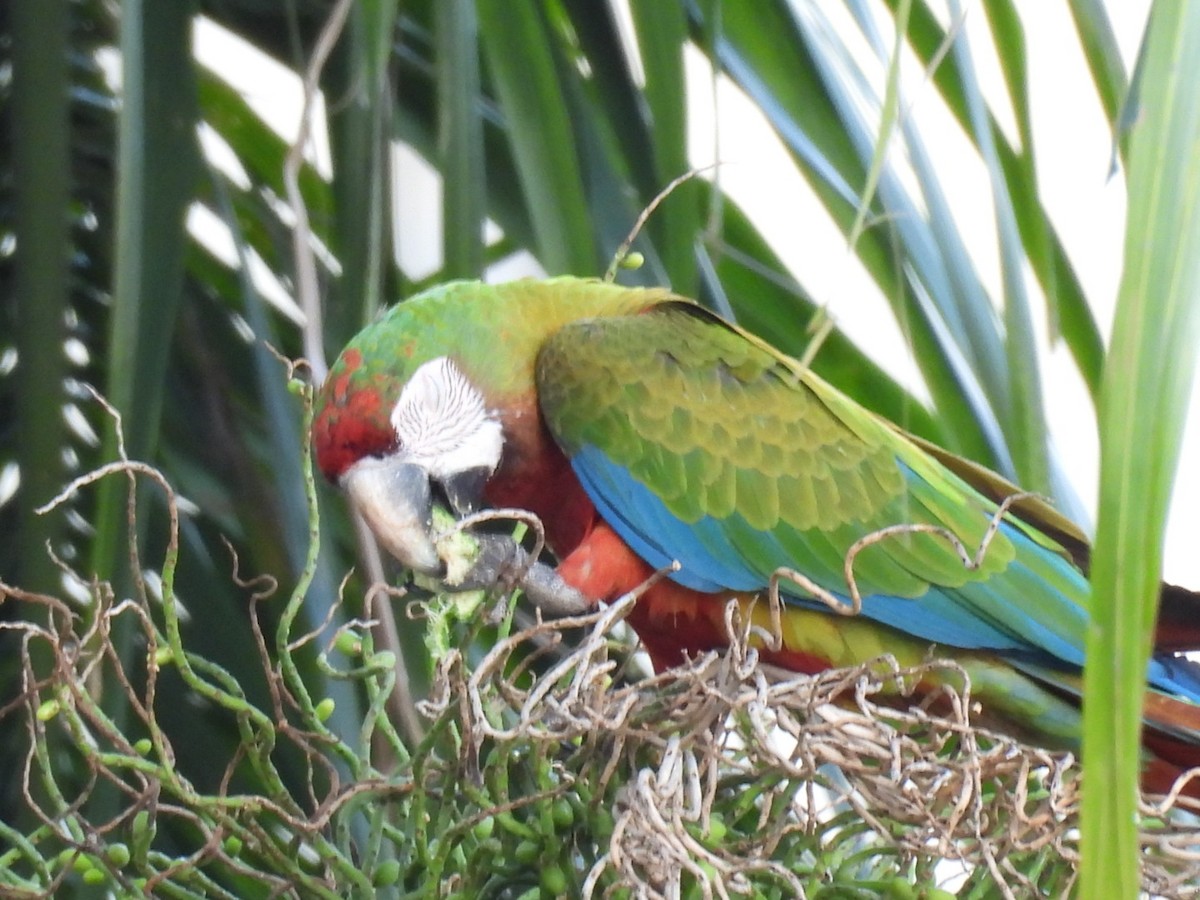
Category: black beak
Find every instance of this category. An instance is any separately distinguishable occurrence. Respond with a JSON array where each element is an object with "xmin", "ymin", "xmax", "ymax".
[{"xmin": 439, "ymin": 466, "xmax": 491, "ymax": 516}]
